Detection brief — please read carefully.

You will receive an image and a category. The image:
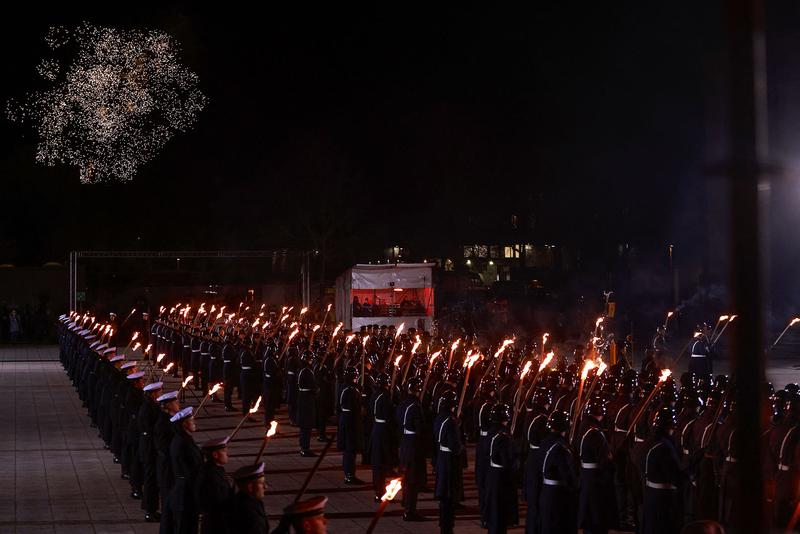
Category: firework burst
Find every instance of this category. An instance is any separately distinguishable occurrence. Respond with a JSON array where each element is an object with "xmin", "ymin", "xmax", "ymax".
[{"xmin": 8, "ymin": 22, "xmax": 206, "ymax": 183}]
